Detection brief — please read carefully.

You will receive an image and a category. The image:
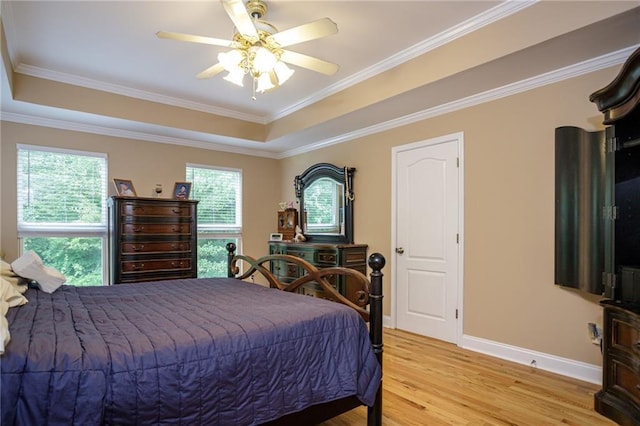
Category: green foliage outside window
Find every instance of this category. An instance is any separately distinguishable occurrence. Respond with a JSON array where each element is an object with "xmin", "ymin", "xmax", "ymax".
[
  {"xmin": 188, "ymin": 168, "xmax": 240, "ymax": 226},
  {"xmin": 18, "ymin": 150, "xmax": 105, "ymax": 225},
  {"xmin": 187, "ymin": 165, "xmax": 242, "ymax": 278},
  {"xmin": 17, "ymin": 147, "xmax": 107, "ymax": 286},
  {"xmin": 22, "ymin": 237, "xmax": 103, "ymax": 286},
  {"xmin": 197, "ymin": 238, "xmax": 238, "ymax": 278}
]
